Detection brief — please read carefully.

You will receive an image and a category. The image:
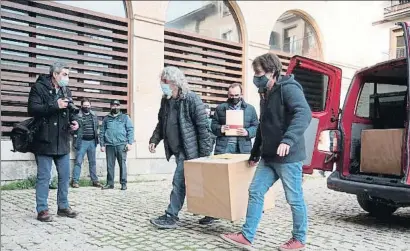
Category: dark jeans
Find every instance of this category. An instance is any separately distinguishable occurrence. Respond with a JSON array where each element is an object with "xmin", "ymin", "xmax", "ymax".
[
  {"xmin": 165, "ymin": 152, "xmax": 186, "ymax": 218},
  {"xmin": 35, "ymin": 154, "xmax": 70, "ymax": 213},
  {"xmin": 106, "ymin": 145, "xmax": 127, "ymax": 186},
  {"xmin": 72, "ymin": 139, "xmax": 98, "ymax": 183}
]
